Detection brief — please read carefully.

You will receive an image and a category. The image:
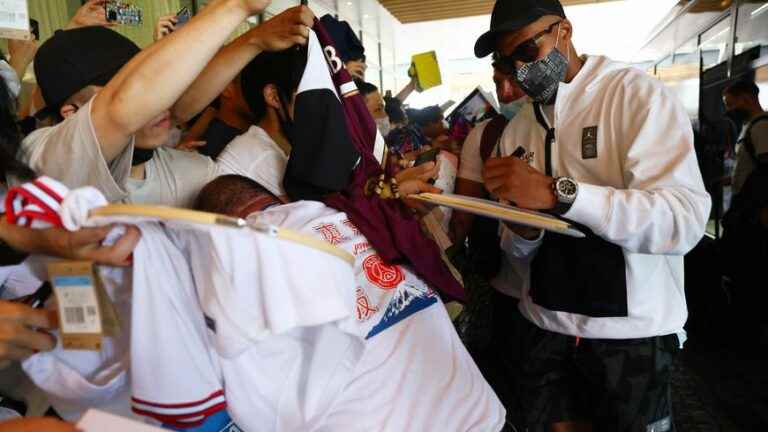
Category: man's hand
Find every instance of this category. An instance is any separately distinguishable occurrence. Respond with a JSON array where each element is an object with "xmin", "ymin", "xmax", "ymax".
[
  {"xmin": 400, "ymin": 179, "xmax": 442, "ymax": 216},
  {"xmin": 45, "ymin": 225, "xmax": 141, "ymax": 266},
  {"xmin": 0, "ymin": 301, "xmax": 57, "ymax": 361},
  {"xmin": 154, "ymin": 14, "xmax": 178, "ymax": 41},
  {"xmin": 0, "ymin": 418, "xmax": 78, "ymax": 432},
  {"xmin": 395, "ymin": 160, "xmax": 439, "ymax": 184},
  {"xmin": 65, "ymin": 0, "xmax": 115, "ymax": 30},
  {"xmin": 7, "ymin": 38, "xmax": 37, "ymax": 80},
  {"xmin": 483, "ymin": 156, "xmax": 556, "ymax": 210},
  {"xmin": 346, "ymin": 60, "xmax": 367, "ymax": 80},
  {"xmin": 250, "ymin": 6, "xmax": 314, "ymax": 52},
  {"xmin": 2, "ymin": 222, "xmax": 140, "ymax": 266}
]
